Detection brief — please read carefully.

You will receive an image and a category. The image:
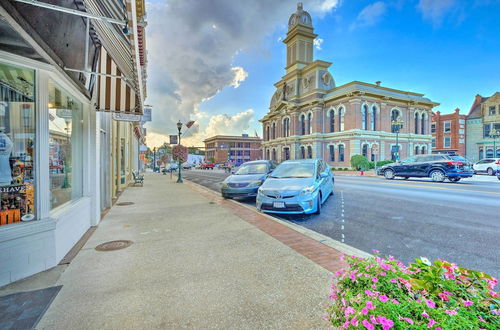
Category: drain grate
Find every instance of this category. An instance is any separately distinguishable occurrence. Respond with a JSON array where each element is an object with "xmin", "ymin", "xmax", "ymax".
[
  {"xmin": 95, "ymin": 240, "xmax": 133, "ymax": 251},
  {"xmin": 116, "ymin": 202, "xmax": 134, "ymax": 206}
]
